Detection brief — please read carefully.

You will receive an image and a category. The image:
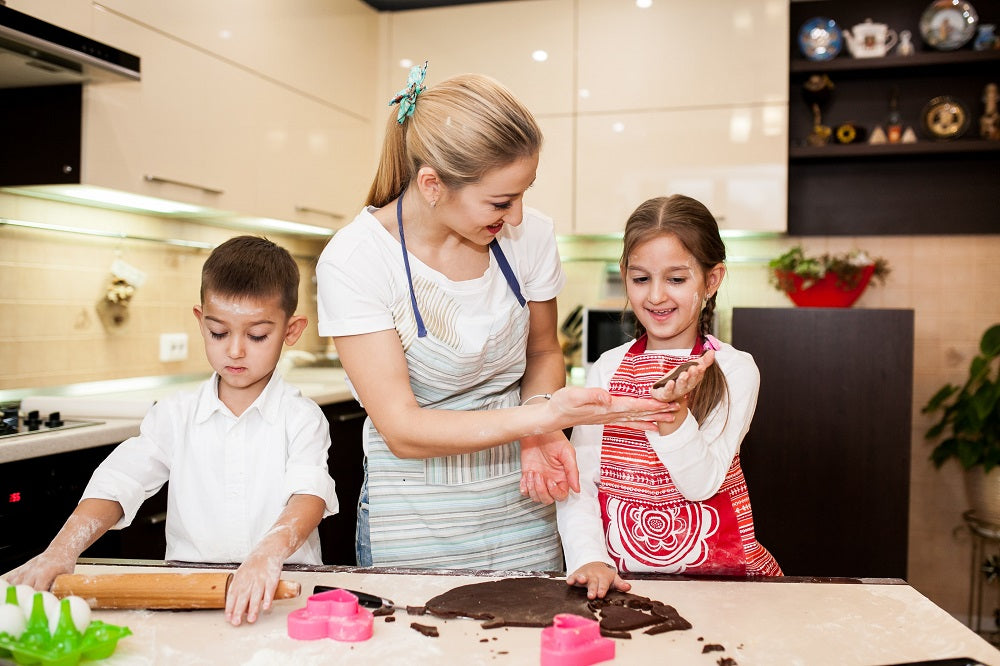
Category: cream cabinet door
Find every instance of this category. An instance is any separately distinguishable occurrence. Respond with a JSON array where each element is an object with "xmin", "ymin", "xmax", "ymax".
[
  {"xmin": 86, "ymin": 9, "xmax": 257, "ymax": 214},
  {"xmin": 95, "ymin": 0, "xmax": 379, "ymax": 118},
  {"xmin": 382, "ymin": 0, "xmax": 575, "ymax": 116},
  {"xmin": 252, "ymin": 94, "xmax": 374, "ymax": 230},
  {"xmin": 575, "ymin": 106, "xmax": 787, "ymax": 234},
  {"xmin": 529, "ymin": 115, "xmax": 574, "ymax": 237},
  {"xmin": 576, "ymin": 0, "xmax": 788, "ymax": 113},
  {"xmin": 6, "ymin": 0, "xmax": 93, "ymax": 35}
]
